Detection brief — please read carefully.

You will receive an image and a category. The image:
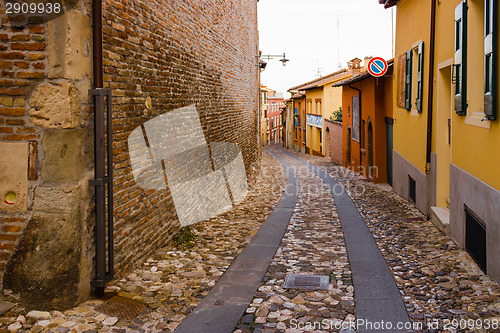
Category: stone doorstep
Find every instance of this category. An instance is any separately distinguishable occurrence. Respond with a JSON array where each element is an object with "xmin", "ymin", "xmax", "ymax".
[
  {"xmin": 430, "ymin": 206, "xmax": 450, "ymax": 235},
  {"xmin": 375, "ymin": 183, "xmax": 393, "ymax": 192}
]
